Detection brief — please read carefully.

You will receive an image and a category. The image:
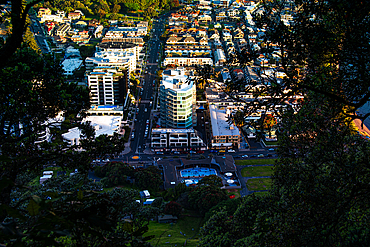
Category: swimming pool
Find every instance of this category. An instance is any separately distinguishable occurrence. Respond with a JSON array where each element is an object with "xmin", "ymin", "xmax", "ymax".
[{"xmin": 180, "ymin": 167, "xmax": 217, "ymax": 178}]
